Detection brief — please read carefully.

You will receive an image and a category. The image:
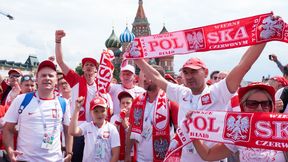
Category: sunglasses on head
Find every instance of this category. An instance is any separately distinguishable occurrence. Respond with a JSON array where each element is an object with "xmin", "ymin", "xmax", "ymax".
[
  {"xmin": 21, "ymin": 75, "xmax": 35, "ymax": 82},
  {"xmin": 245, "ymin": 100, "xmax": 272, "ymax": 109},
  {"xmin": 9, "ymin": 74, "xmax": 21, "ymax": 78}
]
